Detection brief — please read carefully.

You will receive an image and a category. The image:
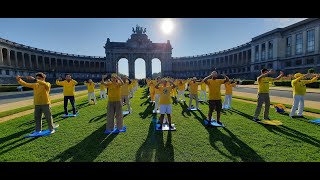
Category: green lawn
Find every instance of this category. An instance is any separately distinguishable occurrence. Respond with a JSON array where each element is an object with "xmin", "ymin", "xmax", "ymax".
[{"xmin": 0, "ymin": 87, "xmax": 319, "ymax": 162}]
